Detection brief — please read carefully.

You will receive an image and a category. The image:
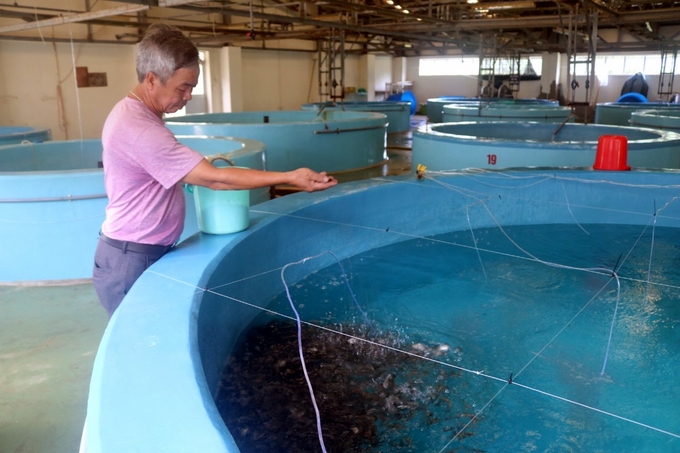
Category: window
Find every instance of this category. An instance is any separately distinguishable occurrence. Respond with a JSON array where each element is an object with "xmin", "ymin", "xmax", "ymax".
[
  {"xmin": 419, "ymin": 55, "xmax": 542, "ymax": 77},
  {"xmin": 573, "ymin": 53, "xmax": 662, "ymax": 76},
  {"xmin": 419, "ymin": 57, "xmax": 480, "ymax": 76},
  {"xmin": 572, "ymin": 53, "xmax": 662, "ymax": 87}
]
